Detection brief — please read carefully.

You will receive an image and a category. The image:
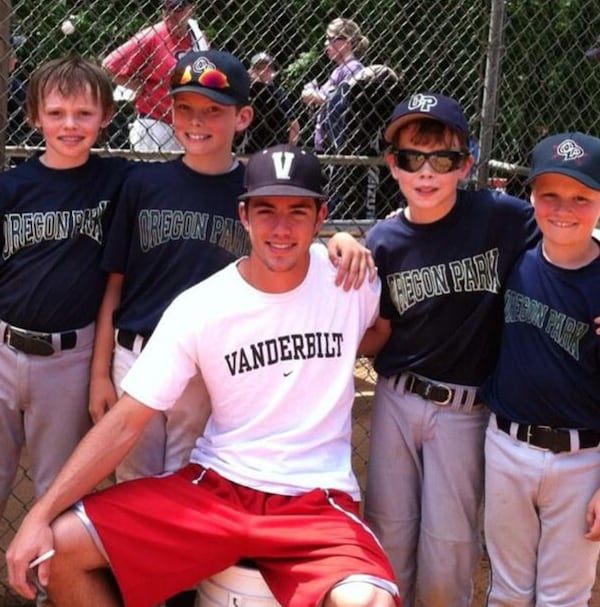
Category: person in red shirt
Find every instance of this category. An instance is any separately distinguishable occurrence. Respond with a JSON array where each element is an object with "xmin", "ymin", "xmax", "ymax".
[{"xmin": 102, "ymin": 0, "xmax": 209, "ymax": 154}]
